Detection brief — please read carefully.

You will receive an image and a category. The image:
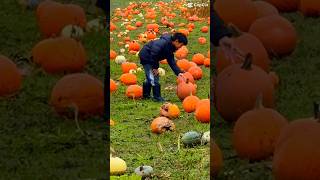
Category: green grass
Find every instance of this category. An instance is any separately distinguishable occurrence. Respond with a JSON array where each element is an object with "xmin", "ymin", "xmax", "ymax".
[
  {"xmin": 0, "ymin": 1, "xmax": 107, "ymax": 179},
  {"xmin": 110, "ymin": 0, "xmax": 210, "ymax": 179},
  {"xmin": 213, "ymin": 12, "xmax": 320, "ymax": 179}
]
